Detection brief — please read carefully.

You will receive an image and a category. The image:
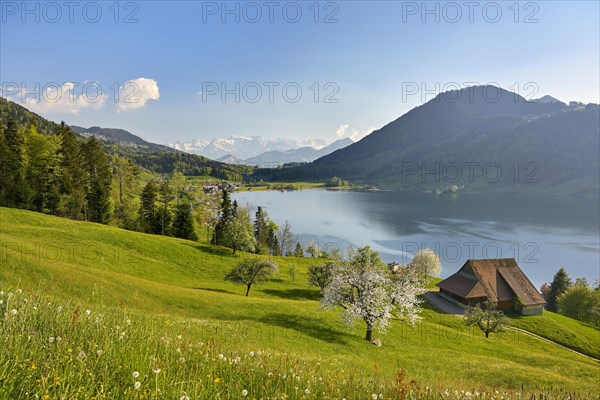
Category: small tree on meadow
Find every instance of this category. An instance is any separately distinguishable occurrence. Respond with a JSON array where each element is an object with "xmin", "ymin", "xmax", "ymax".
[
  {"xmin": 464, "ymin": 300, "xmax": 509, "ymax": 338},
  {"xmin": 224, "ymin": 258, "xmax": 278, "ymax": 296},
  {"xmin": 278, "ymin": 220, "xmax": 294, "ymax": 256},
  {"xmin": 306, "ymin": 241, "xmax": 320, "ymax": 258},
  {"xmin": 308, "ymin": 261, "xmax": 335, "ymax": 294},
  {"xmin": 294, "ymin": 242, "xmax": 304, "ymax": 257},
  {"xmin": 321, "ymin": 246, "xmax": 424, "ymax": 342}
]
